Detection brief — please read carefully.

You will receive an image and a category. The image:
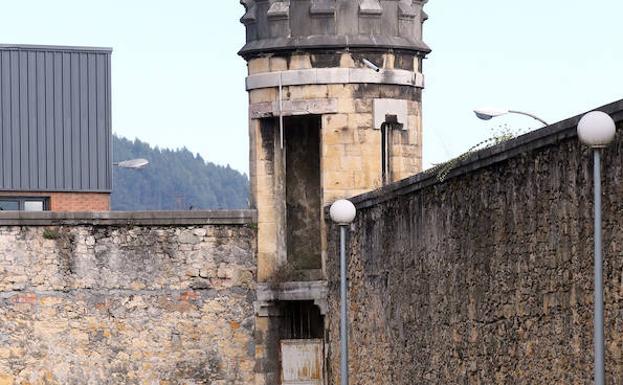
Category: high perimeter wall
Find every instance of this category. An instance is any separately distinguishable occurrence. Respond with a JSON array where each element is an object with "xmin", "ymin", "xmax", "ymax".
[
  {"xmin": 0, "ymin": 211, "xmax": 256, "ymax": 385},
  {"xmin": 326, "ymin": 101, "xmax": 623, "ymax": 385}
]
